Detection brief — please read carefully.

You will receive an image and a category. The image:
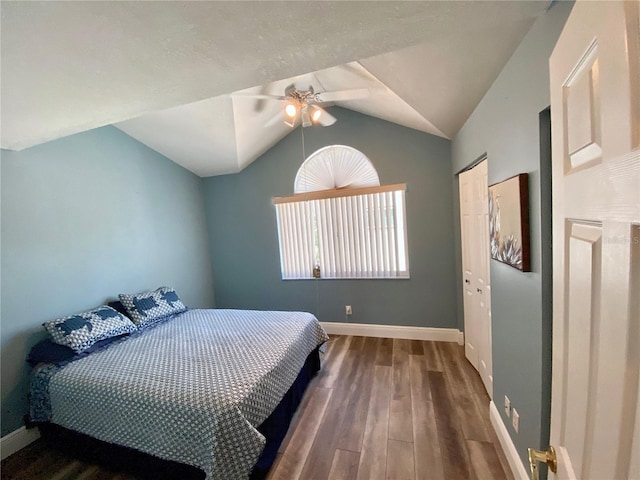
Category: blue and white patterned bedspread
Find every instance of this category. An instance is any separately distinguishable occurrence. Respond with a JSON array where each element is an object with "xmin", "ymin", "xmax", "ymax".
[{"xmin": 30, "ymin": 309, "xmax": 328, "ymax": 479}]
